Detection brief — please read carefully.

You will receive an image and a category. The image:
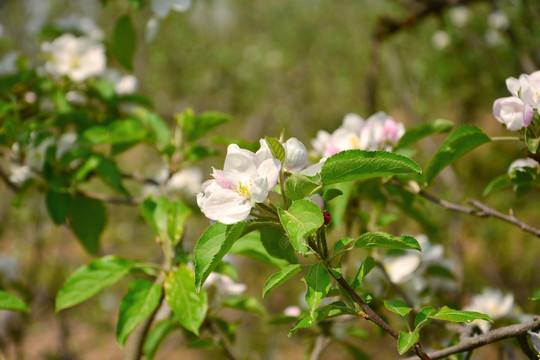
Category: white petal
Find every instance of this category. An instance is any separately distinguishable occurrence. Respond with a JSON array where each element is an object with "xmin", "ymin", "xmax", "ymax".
[
  {"xmin": 341, "ymin": 113, "xmax": 364, "ymax": 132},
  {"xmin": 283, "ymin": 137, "xmax": 308, "ymax": 172},
  {"xmin": 528, "ymin": 331, "xmax": 540, "ymax": 353},
  {"xmin": 384, "ymin": 254, "xmax": 421, "ymax": 284},
  {"xmin": 257, "ymin": 158, "xmax": 281, "ymax": 190},
  {"xmin": 200, "ymin": 189, "xmax": 251, "ymax": 224},
  {"xmin": 224, "ymin": 144, "xmax": 258, "ymax": 176},
  {"xmin": 250, "ymin": 177, "xmax": 269, "ymax": 203}
]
